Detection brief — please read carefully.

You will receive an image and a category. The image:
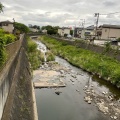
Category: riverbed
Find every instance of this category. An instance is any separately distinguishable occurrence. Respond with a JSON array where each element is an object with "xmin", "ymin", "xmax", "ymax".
[{"xmin": 33, "ymin": 40, "xmax": 120, "ymax": 120}]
